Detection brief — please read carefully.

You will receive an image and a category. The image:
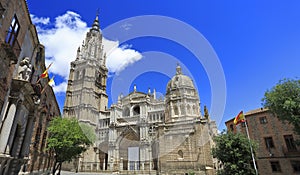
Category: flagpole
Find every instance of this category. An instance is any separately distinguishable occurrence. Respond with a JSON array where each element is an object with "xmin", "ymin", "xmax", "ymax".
[
  {"xmin": 40, "ymin": 76, "xmax": 55, "ymax": 94},
  {"xmin": 40, "ymin": 84, "xmax": 48, "ymax": 94},
  {"xmin": 244, "ymin": 120, "xmax": 258, "ymax": 175}
]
